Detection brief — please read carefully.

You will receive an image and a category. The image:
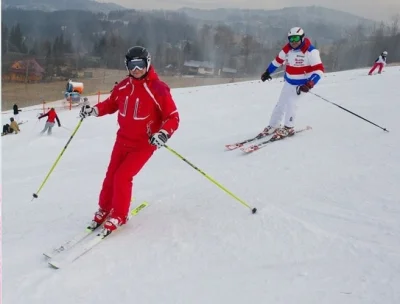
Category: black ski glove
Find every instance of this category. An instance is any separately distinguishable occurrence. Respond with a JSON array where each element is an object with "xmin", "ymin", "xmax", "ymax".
[
  {"xmin": 261, "ymin": 71, "xmax": 272, "ymax": 82},
  {"xmin": 150, "ymin": 130, "xmax": 169, "ymax": 148},
  {"xmin": 80, "ymin": 105, "xmax": 98, "ymax": 119}
]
